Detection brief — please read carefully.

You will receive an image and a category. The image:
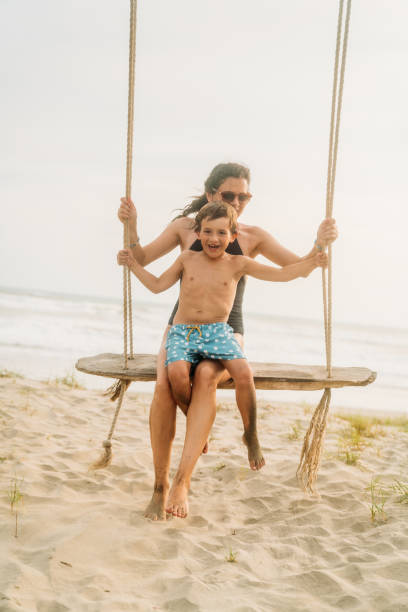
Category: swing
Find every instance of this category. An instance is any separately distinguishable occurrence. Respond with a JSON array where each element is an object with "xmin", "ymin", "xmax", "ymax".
[
  {"xmin": 75, "ymin": 0, "xmax": 376, "ymax": 490},
  {"xmin": 76, "ymin": 353, "xmax": 375, "ymax": 392}
]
